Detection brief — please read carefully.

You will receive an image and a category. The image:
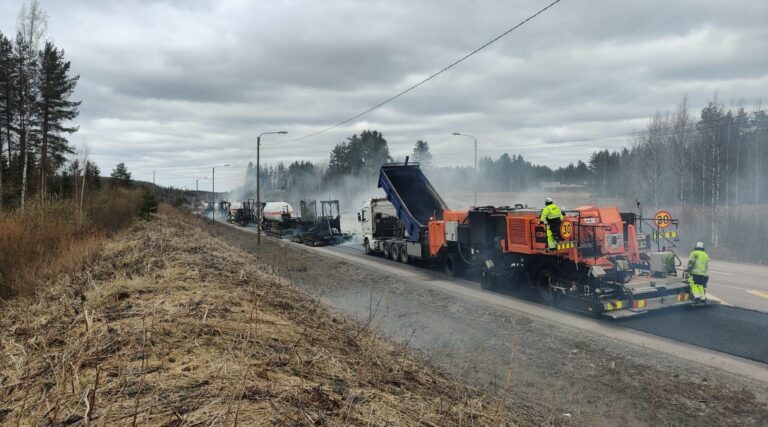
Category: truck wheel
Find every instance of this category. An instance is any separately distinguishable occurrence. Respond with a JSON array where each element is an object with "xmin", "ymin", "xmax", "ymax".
[
  {"xmin": 400, "ymin": 247, "xmax": 410, "ymax": 264},
  {"xmin": 443, "ymin": 252, "xmax": 464, "ymax": 277},
  {"xmin": 481, "ymin": 269, "xmax": 495, "ymax": 290},
  {"xmin": 536, "ymin": 269, "xmax": 558, "ymax": 305},
  {"xmin": 390, "ymin": 244, "xmax": 400, "ymax": 261},
  {"xmin": 364, "ymin": 238, "xmax": 374, "ymax": 255},
  {"xmin": 382, "ymin": 242, "xmax": 391, "ymax": 259}
]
